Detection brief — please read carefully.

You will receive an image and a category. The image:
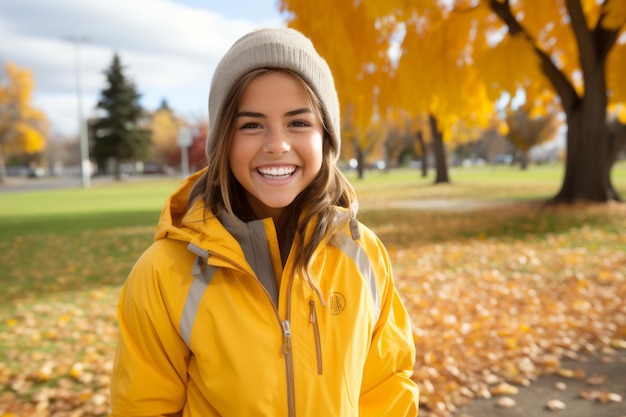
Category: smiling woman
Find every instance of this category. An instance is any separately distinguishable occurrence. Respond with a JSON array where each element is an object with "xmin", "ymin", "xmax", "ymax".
[{"xmin": 109, "ymin": 27, "xmax": 419, "ymax": 417}]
